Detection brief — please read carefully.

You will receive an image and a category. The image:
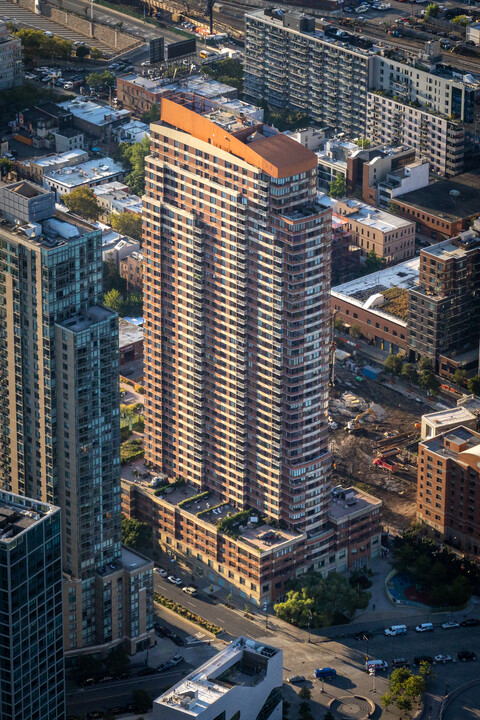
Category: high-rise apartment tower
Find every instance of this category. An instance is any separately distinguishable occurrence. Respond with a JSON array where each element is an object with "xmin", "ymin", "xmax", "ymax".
[
  {"xmin": 0, "ymin": 490, "xmax": 64, "ymax": 720},
  {"xmin": 143, "ymin": 93, "xmax": 332, "ymax": 538},
  {"xmin": 0, "ymin": 181, "xmax": 153, "ymax": 655}
]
